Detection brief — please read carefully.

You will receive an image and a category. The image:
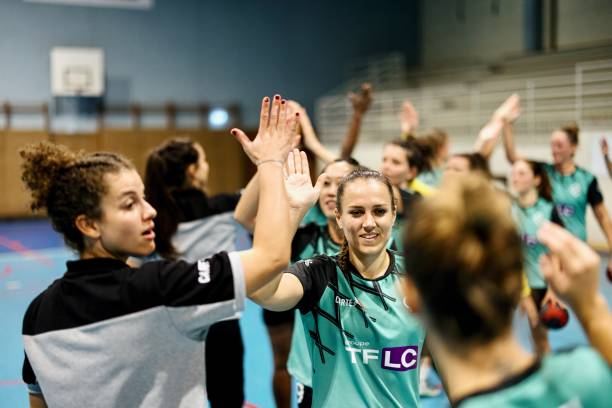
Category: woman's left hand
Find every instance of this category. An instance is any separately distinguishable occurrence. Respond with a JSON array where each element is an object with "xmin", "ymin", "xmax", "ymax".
[{"xmin": 283, "ymin": 149, "xmax": 326, "ymax": 211}]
